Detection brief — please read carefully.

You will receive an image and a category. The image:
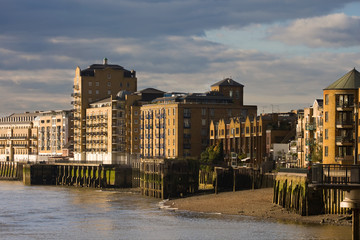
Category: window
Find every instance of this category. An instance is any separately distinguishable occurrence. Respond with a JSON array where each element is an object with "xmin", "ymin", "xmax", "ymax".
[
  {"xmin": 134, "ymin": 120, "xmax": 138, "ymax": 124},
  {"xmin": 120, "ymin": 82, "xmax": 123, "ymax": 87},
  {"xmin": 134, "ymin": 111, "xmax": 138, "ymax": 115},
  {"xmin": 184, "ymin": 119, "xmax": 191, "ymax": 128},
  {"xmin": 173, "ymin": 108, "xmax": 175, "ymax": 115},
  {"xmin": 201, "ymin": 128, "xmax": 207, "ymax": 136},
  {"xmin": 202, "ymin": 119, "xmax": 206, "ymax": 126},
  {"xmin": 107, "ymin": 73, "xmax": 111, "ymax": 79},
  {"xmin": 229, "ymin": 90, "xmax": 233, "ymax": 98},
  {"xmin": 210, "ymin": 130, "xmax": 214, "ymax": 136},
  {"xmin": 325, "ymin": 112, "xmax": 328, "ymax": 122},
  {"xmin": 201, "ymin": 108, "xmax": 206, "ymax": 116},
  {"xmin": 107, "ymin": 90, "xmax": 111, "ymax": 95},
  {"xmin": 325, "ymin": 94, "xmax": 329, "ymax": 105},
  {"xmin": 246, "ymin": 127, "xmax": 249, "ymax": 134},
  {"xmin": 57, "ymin": 119, "xmax": 61, "ymax": 122},
  {"xmin": 46, "ymin": 120, "xmax": 50, "ymax": 123},
  {"xmin": 210, "ymin": 109, "xmax": 214, "ymax": 117},
  {"xmin": 107, "ymin": 82, "xmax": 111, "ymax": 87},
  {"xmin": 173, "ymin": 129, "xmax": 175, "ymax": 135},
  {"xmin": 89, "ymin": 82, "xmax": 92, "ymax": 87},
  {"xmin": 134, "ymin": 128, "xmax": 138, "ymax": 132},
  {"xmin": 126, "ymin": 82, "xmax": 130, "ymax": 88},
  {"xmin": 236, "ymin": 128, "xmax": 239, "ymax": 134},
  {"xmin": 88, "ymin": 90, "xmax": 92, "ymax": 94},
  {"xmin": 325, "ymin": 146, "xmax": 328, "ymax": 157},
  {"xmin": 96, "ymin": 90, "xmax": 99, "ymax": 95},
  {"xmin": 96, "ymin": 82, "xmax": 99, "ymax": 86},
  {"xmin": 227, "ymin": 109, "xmax": 232, "ymax": 116},
  {"xmin": 325, "ymin": 129, "xmax": 328, "ymax": 139}
]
